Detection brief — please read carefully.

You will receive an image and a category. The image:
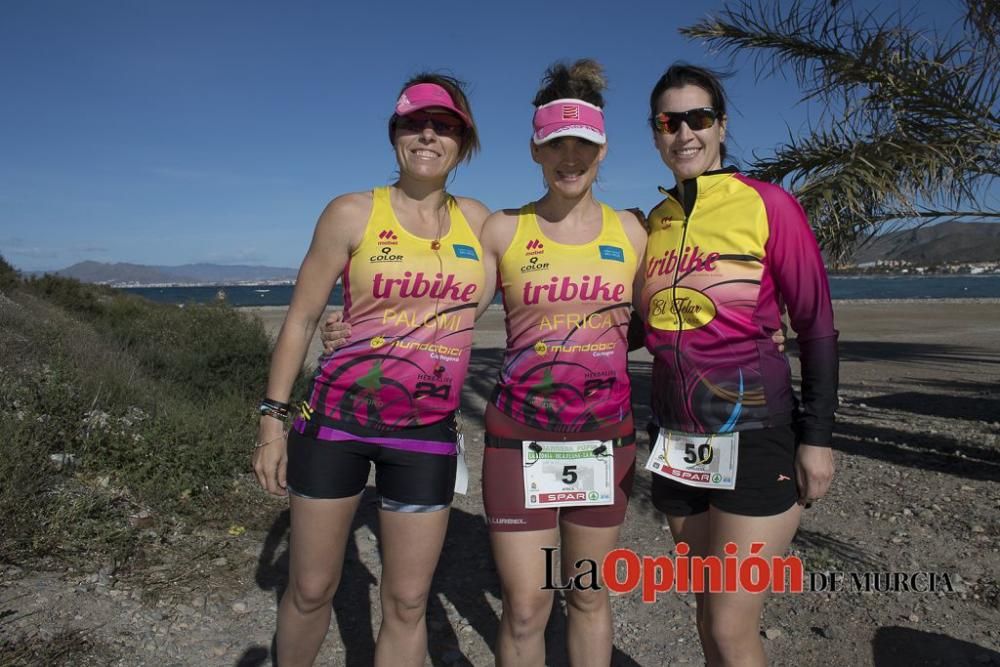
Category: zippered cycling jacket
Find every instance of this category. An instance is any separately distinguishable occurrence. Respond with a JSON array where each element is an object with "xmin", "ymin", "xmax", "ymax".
[{"xmin": 638, "ymin": 168, "xmax": 838, "ymax": 444}]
